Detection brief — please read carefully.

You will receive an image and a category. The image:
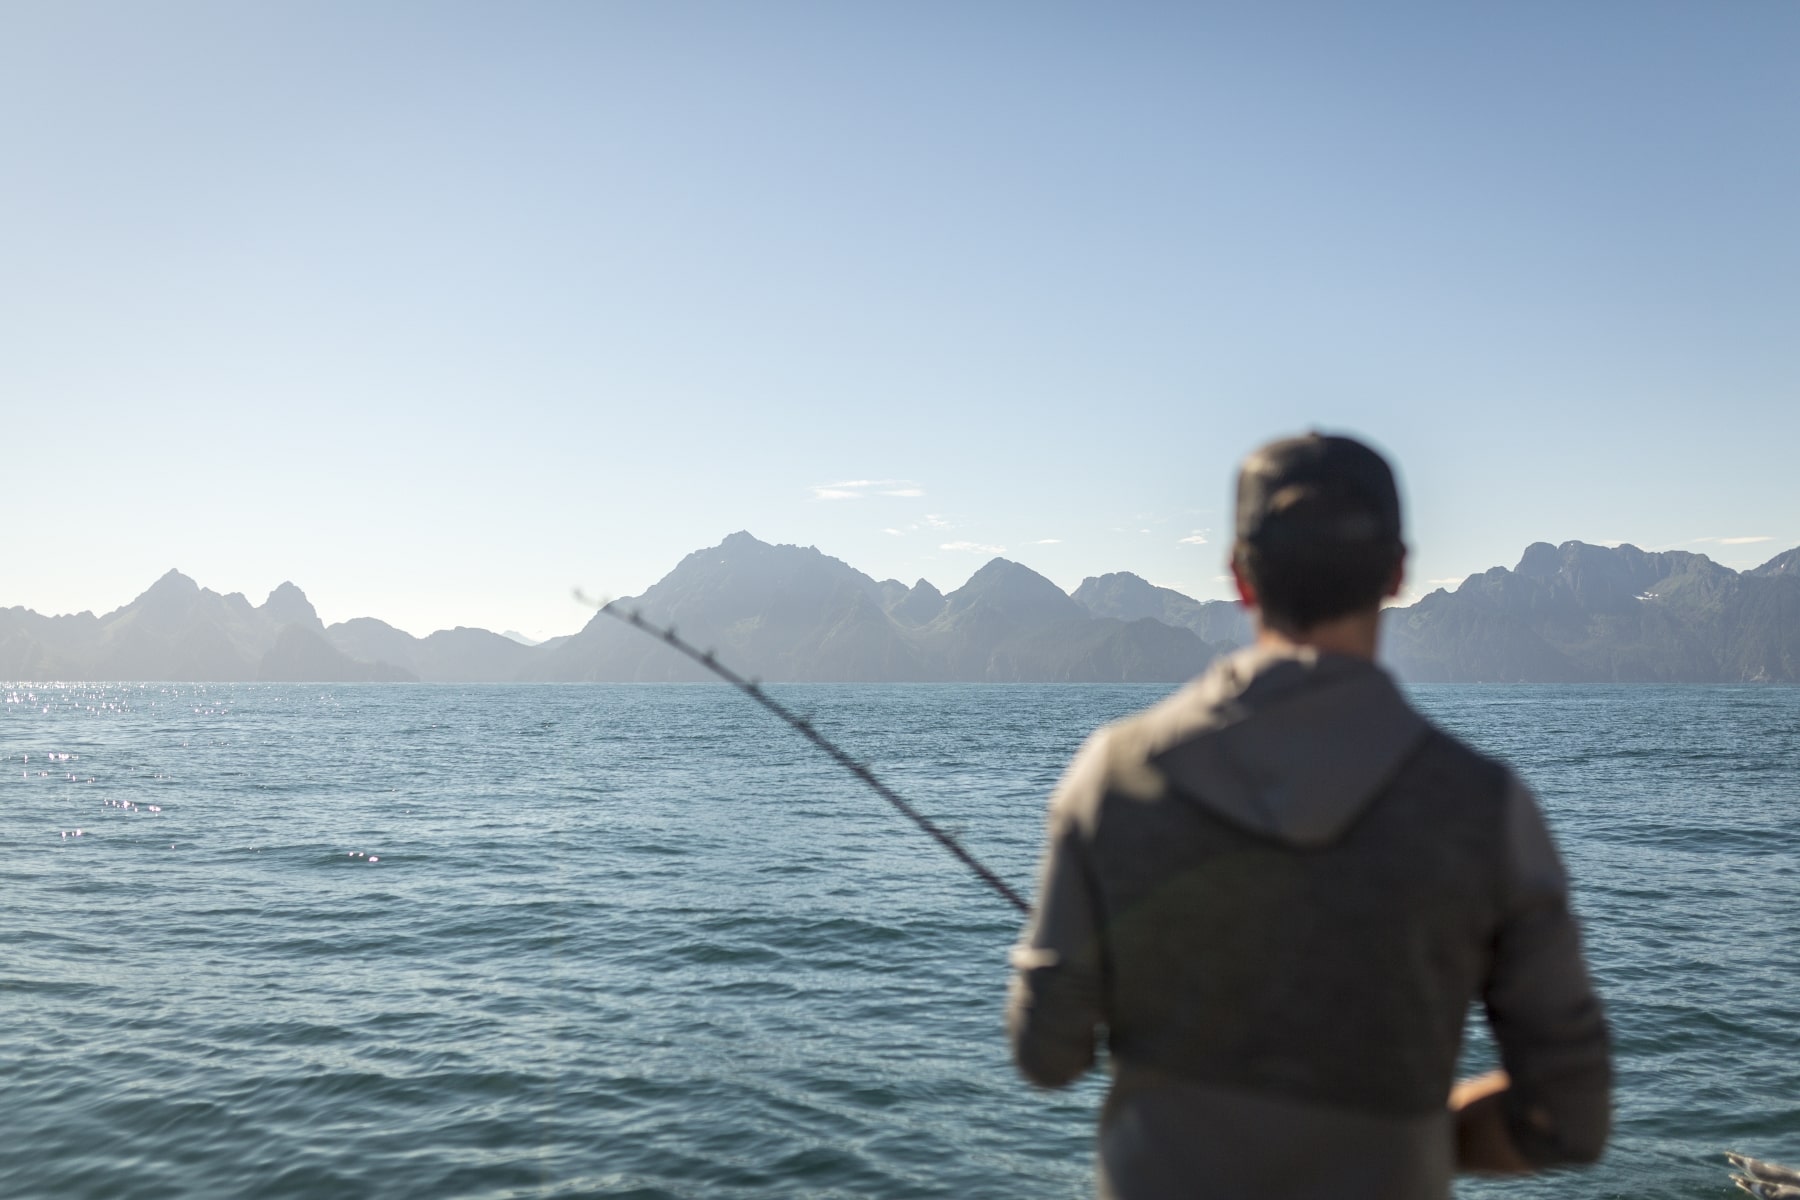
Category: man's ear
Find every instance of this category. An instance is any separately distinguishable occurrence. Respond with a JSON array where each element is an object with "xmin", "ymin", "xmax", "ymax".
[
  {"xmin": 1229, "ymin": 553, "xmax": 1258, "ymax": 610},
  {"xmin": 1385, "ymin": 547, "xmax": 1408, "ymax": 600}
]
